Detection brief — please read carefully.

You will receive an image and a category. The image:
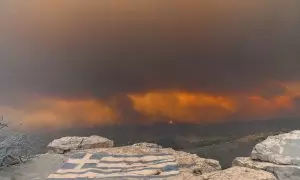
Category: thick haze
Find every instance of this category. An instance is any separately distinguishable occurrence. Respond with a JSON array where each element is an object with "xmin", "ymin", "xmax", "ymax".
[{"xmin": 1, "ymin": 1, "xmax": 300, "ymax": 129}]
